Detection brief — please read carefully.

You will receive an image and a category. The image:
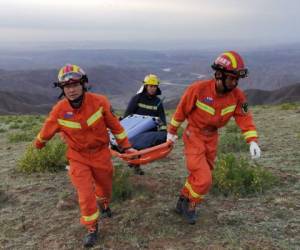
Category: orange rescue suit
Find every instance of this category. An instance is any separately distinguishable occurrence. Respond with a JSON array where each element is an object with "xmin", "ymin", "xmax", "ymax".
[
  {"xmin": 168, "ymin": 79, "xmax": 258, "ymax": 203},
  {"xmin": 35, "ymin": 92, "xmax": 130, "ymax": 227}
]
